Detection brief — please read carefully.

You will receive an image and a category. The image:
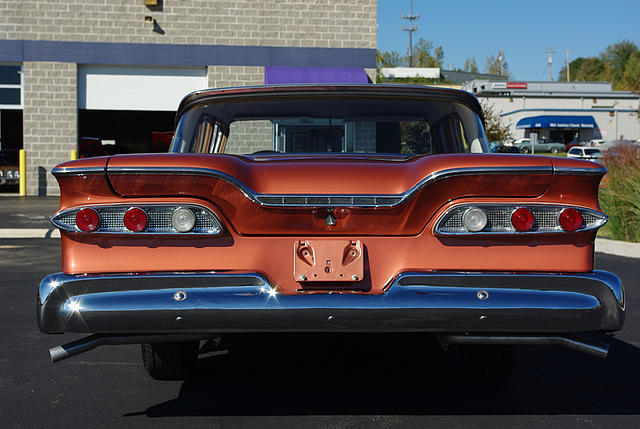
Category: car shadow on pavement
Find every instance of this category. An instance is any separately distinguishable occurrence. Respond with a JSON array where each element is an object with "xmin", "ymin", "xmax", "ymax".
[{"xmin": 124, "ymin": 332, "xmax": 640, "ymax": 417}]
